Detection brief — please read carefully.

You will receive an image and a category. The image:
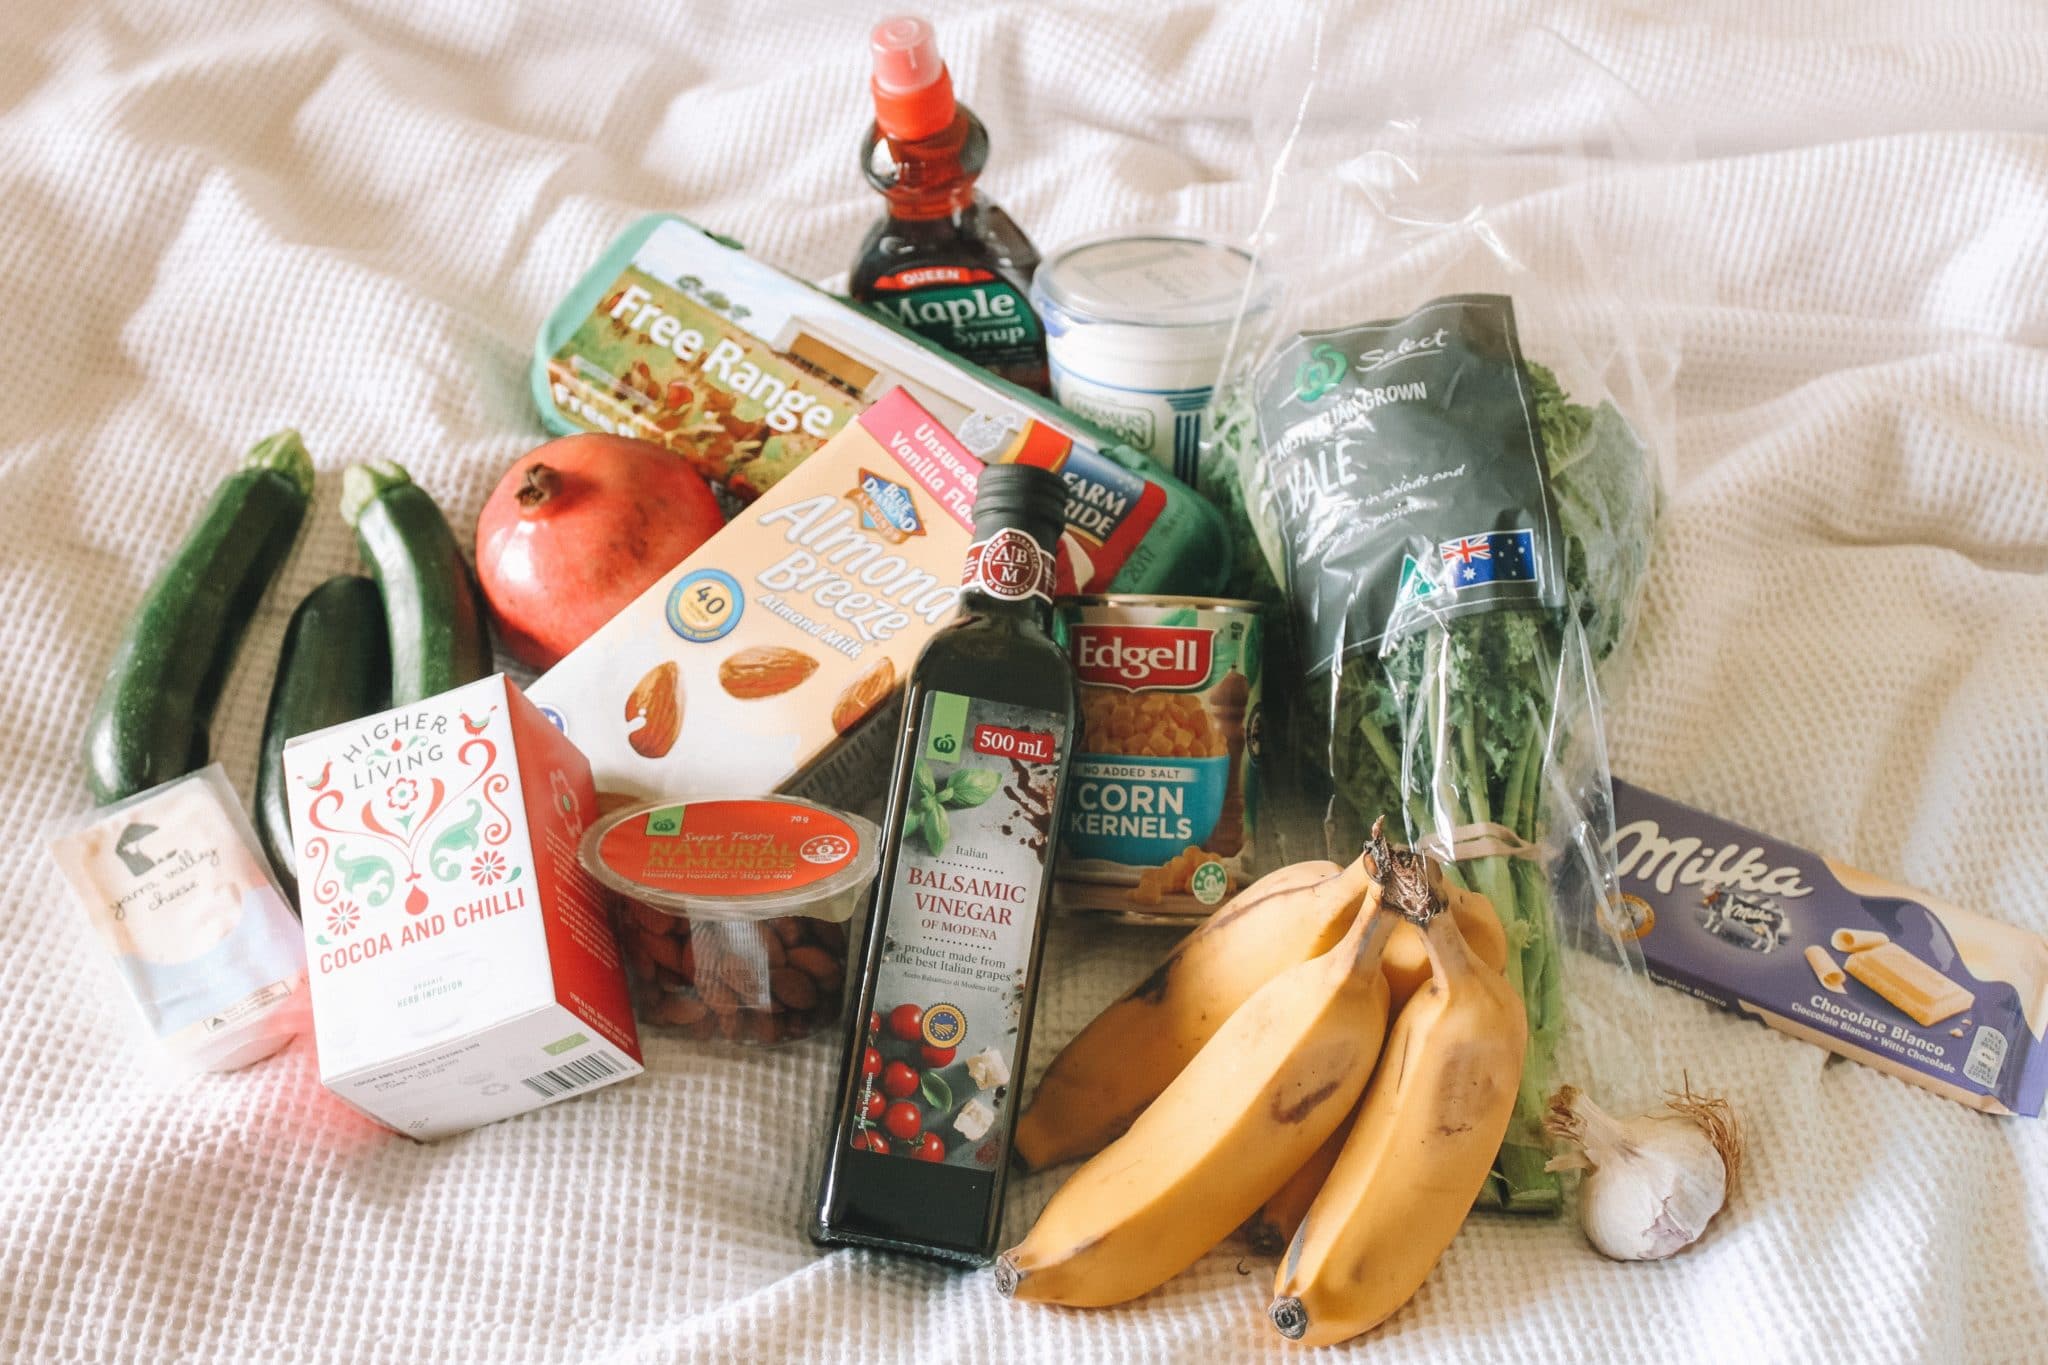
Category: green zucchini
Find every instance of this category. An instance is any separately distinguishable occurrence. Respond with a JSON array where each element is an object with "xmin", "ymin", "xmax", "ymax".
[
  {"xmin": 341, "ymin": 460, "xmax": 492, "ymax": 705},
  {"xmin": 83, "ymin": 430, "xmax": 315, "ymax": 805},
  {"xmin": 256, "ymin": 575, "xmax": 390, "ymax": 904}
]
